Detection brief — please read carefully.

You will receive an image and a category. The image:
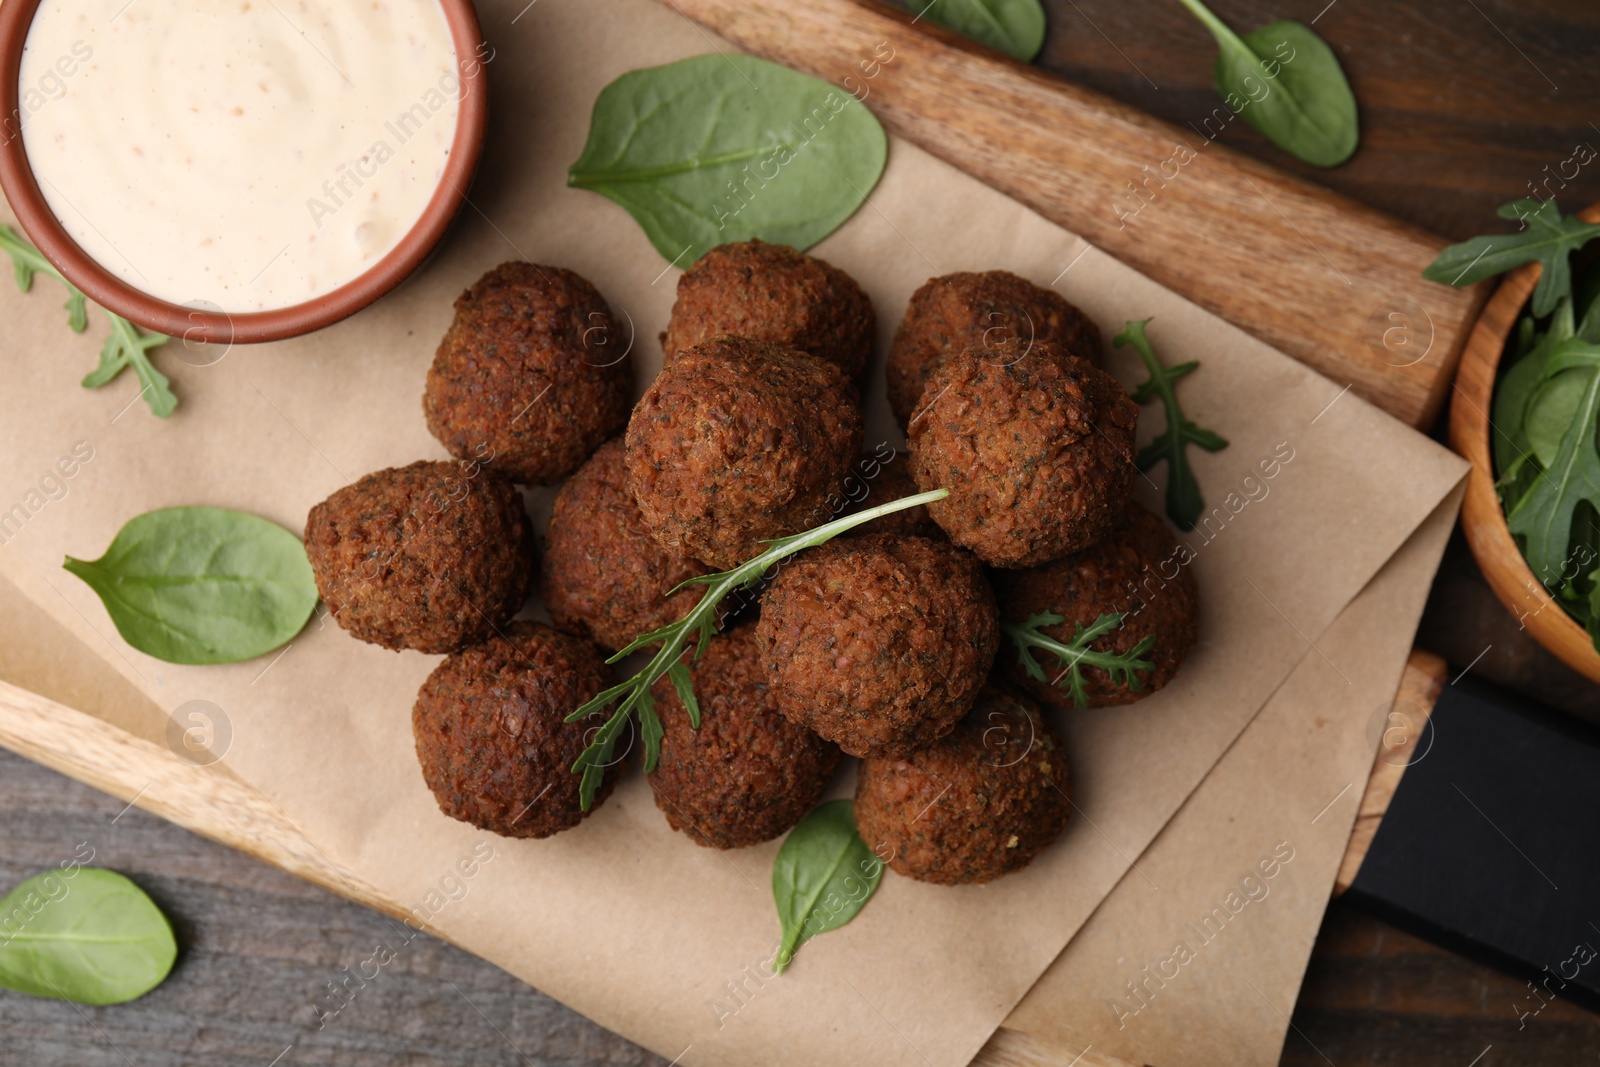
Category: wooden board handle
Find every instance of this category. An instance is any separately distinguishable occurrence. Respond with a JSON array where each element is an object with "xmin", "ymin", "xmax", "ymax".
[{"xmin": 656, "ymin": 0, "xmax": 1486, "ymax": 429}]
